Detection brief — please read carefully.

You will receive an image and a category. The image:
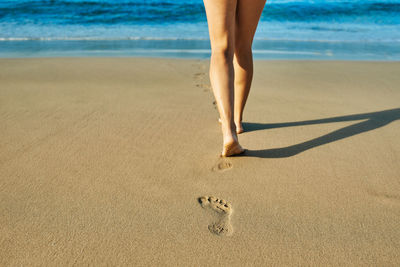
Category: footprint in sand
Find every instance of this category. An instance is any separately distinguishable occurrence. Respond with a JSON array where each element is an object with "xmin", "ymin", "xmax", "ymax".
[
  {"xmin": 198, "ymin": 196, "xmax": 233, "ymax": 236},
  {"xmin": 193, "ymin": 63, "xmax": 211, "ymax": 92},
  {"xmin": 368, "ymin": 190, "xmax": 400, "ymax": 206},
  {"xmin": 194, "ymin": 72, "xmax": 205, "ymax": 78},
  {"xmin": 212, "ymin": 157, "xmax": 233, "ymax": 172}
]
